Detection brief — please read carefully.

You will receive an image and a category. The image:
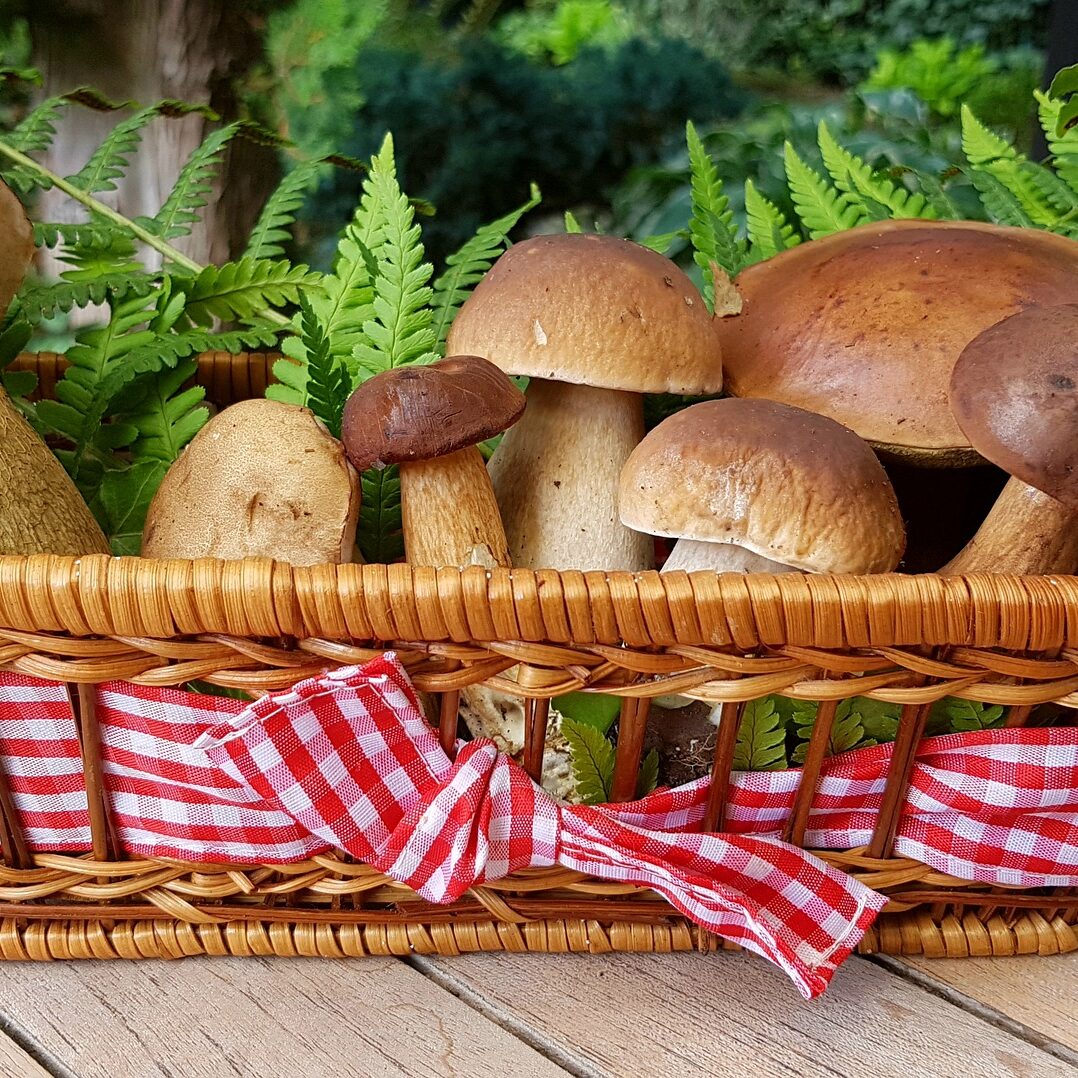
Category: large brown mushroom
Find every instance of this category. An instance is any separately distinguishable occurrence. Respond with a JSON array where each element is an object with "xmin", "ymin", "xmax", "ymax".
[
  {"xmin": 715, "ymin": 220, "xmax": 1078, "ymax": 465},
  {"xmin": 142, "ymin": 399, "xmax": 359, "ymax": 564},
  {"xmin": 340, "ymin": 355, "xmax": 524, "ymax": 569},
  {"xmin": 447, "ymin": 233, "xmax": 722, "ymax": 571},
  {"xmin": 0, "ymin": 177, "xmax": 109, "ymax": 556},
  {"xmin": 943, "ymin": 303, "xmax": 1078, "ymax": 574},
  {"xmin": 619, "ymin": 398, "xmax": 906, "ymax": 575}
]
